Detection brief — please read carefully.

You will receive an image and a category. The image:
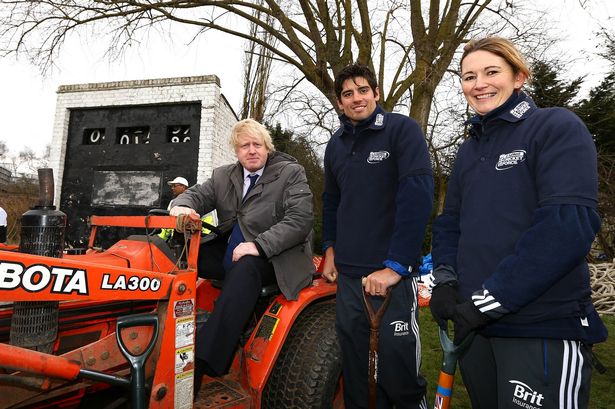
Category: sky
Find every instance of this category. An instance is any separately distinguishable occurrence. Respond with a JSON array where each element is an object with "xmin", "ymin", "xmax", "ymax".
[
  {"xmin": 0, "ymin": 27, "xmax": 247, "ymax": 157},
  {"xmin": 0, "ymin": 1, "xmax": 614, "ymax": 158}
]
